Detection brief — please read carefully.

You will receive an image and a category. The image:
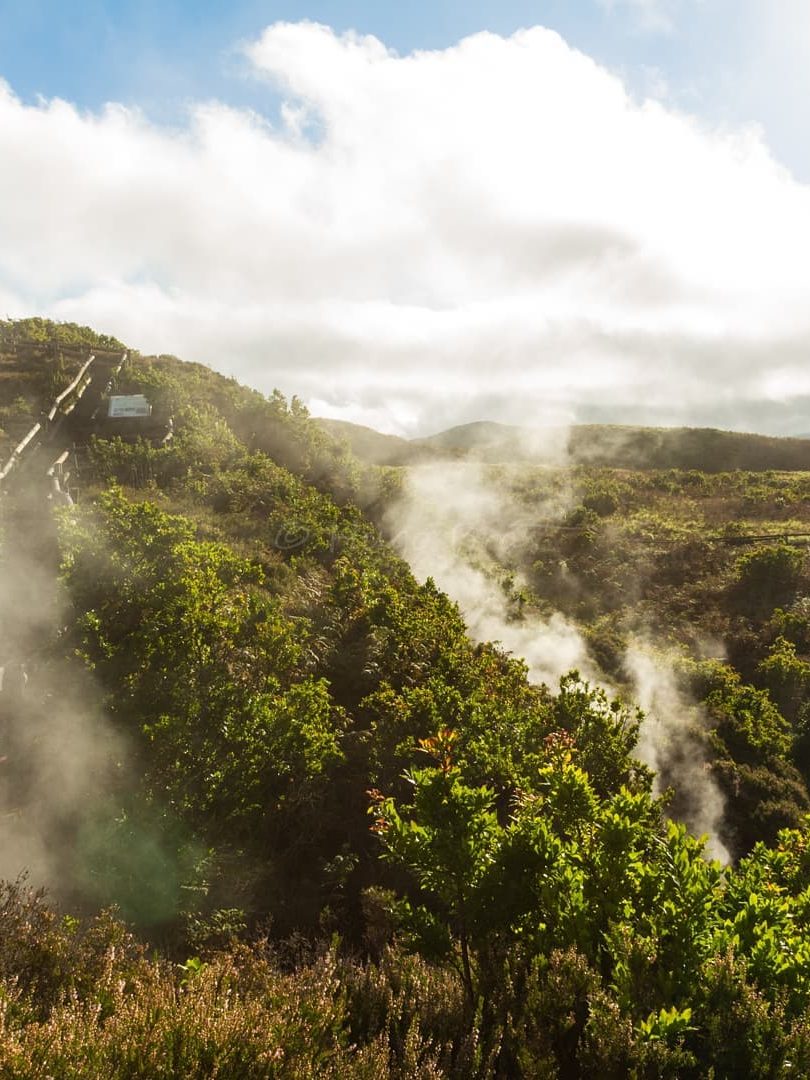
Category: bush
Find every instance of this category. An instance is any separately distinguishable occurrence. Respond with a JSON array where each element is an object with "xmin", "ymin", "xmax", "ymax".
[{"xmin": 735, "ymin": 546, "xmax": 805, "ymax": 616}]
